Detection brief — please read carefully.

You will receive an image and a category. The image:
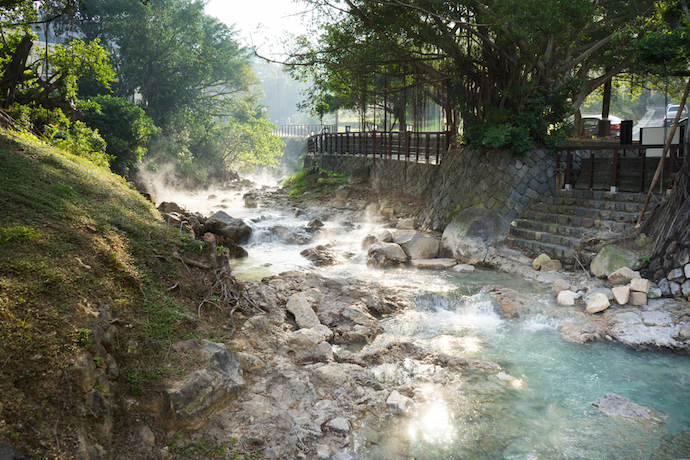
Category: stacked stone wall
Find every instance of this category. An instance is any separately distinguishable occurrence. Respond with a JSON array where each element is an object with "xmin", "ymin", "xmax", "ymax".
[{"xmin": 305, "ymin": 148, "xmax": 557, "ymax": 230}]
